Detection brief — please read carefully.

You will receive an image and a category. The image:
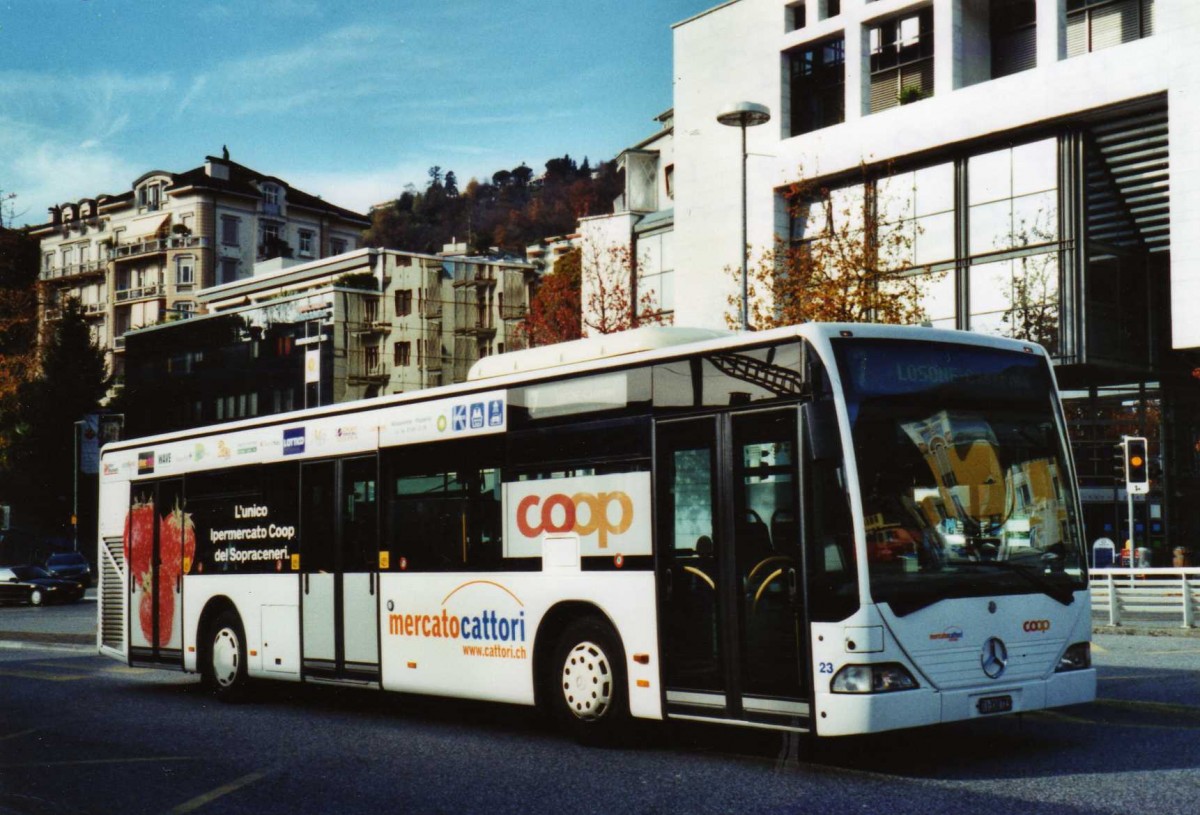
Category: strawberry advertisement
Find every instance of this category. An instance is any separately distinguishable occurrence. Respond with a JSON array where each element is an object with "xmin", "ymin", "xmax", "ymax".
[
  {"xmin": 123, "ymin": 482, "xmax": 192, "ymax": 650},
  {"xmin": 123, "ymin": 465, "xmax": 299, "ymax": 650}
]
